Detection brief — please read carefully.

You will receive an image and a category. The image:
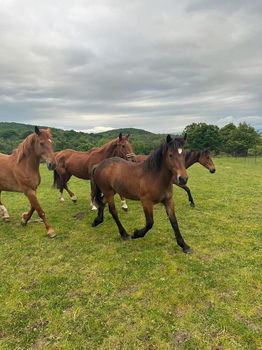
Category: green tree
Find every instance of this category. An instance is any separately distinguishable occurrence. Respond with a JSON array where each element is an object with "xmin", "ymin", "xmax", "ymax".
[
  {"xmin": 219, "ymin": 123, "xmax": 237, "ymax": 153},
  {"xmin": 183, "ymin": 123, "xmax": 221, "ymax": 152},
  {"xmin": 229, "ymin": 122, "xmax": 261, "ymax": 156}
]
